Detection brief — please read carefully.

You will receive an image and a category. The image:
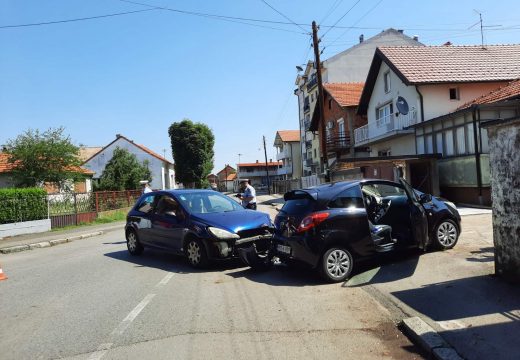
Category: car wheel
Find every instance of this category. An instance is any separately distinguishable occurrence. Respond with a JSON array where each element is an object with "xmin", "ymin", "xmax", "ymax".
[
  {"xmin": 185, "ymin": 238, "xmax": 209, "ymax": 268},
  {"xmin": 320, "ymin": 247, "xmax": 354, "ymax": 283},
  {"xmin": 126, "ymin": 229, "xmax": 143, "ymax": 255},
  {"xmin": 433, "ymin": 219, "xmax": 459, "ymax": 250}
]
